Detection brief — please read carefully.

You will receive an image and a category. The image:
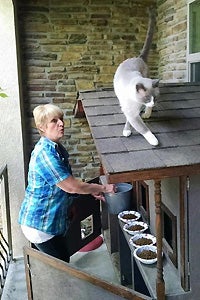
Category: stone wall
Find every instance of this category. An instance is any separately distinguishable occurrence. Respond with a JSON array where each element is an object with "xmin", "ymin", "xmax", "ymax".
[
  {"xmin": 16, "ymin": 0, "xmax": 158, "ymax": 180},
  {"xmin": 157, "ymin": 0, "xmax": 187, "ymax": 82}
]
